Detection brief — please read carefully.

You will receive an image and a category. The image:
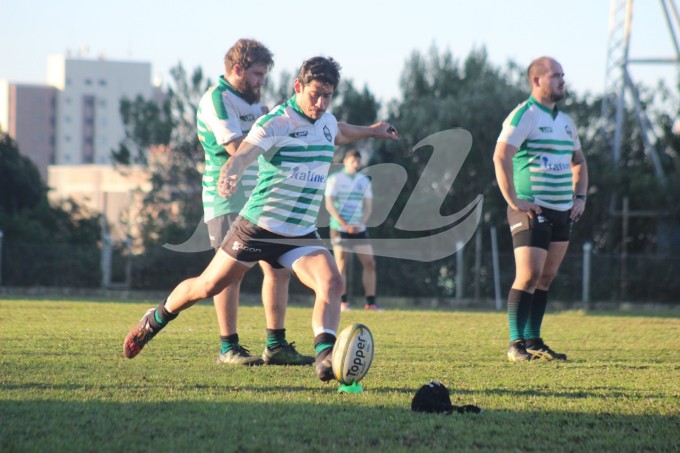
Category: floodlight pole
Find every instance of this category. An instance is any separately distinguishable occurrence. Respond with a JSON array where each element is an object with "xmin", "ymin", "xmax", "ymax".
[{"xmin": 600, "ymin": 0, "xmax": 680, "ymax": 186}]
